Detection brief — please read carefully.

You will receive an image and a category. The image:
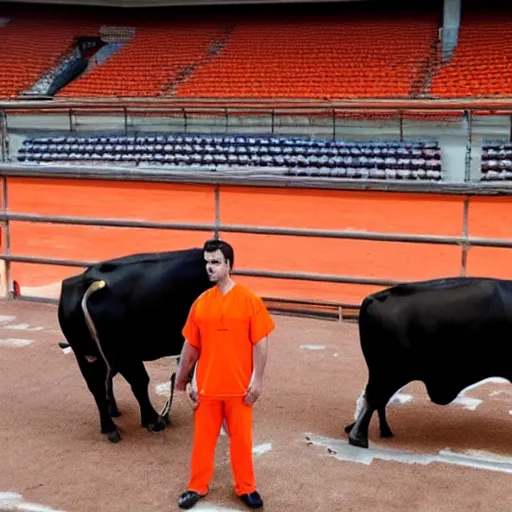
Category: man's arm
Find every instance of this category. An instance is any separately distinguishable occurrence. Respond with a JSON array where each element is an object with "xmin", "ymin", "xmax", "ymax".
[
  {"xmin": 244, "ymin": 336, "xmax": 268, "ymax": 406},
  {"xmin": 175, "ymin": 342, "xmax": 199, "ymax": 391}
]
